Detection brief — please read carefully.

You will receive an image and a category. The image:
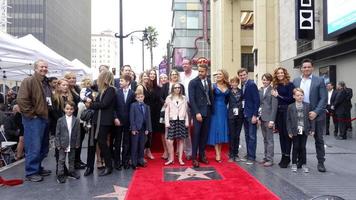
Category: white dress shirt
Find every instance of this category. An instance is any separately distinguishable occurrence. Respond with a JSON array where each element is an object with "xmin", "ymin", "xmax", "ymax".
[
  {"xmin": 300, "ymin": 75, "xmax": 312, "ymax": 103},
  {"xmin": 65, "ymin": 115, "xmax": 73, "ymax": 152},
  {"xmin": 328, "ymin": 89, "xmax": 334, "ymax": 105},
  {"xmin": 180, "ymin": 70, "xmax": 198, "ymax": 101}
]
